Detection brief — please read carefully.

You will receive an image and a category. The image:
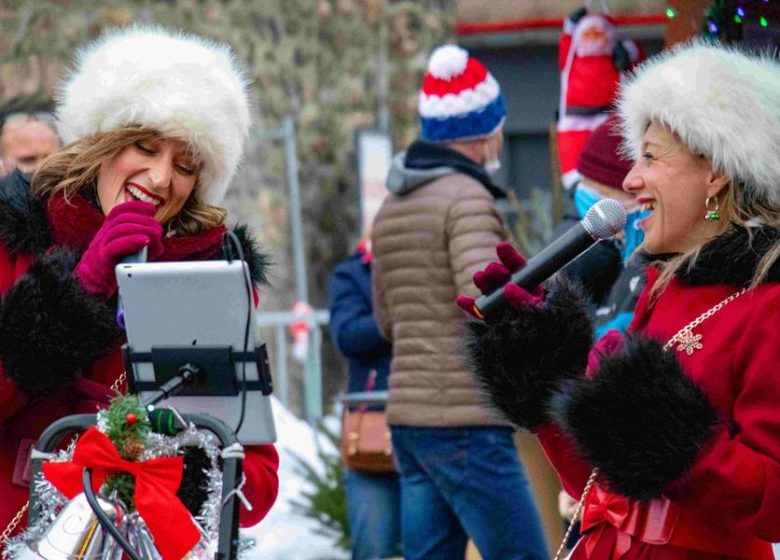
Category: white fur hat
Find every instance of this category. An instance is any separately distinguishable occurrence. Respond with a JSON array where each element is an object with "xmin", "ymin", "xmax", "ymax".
[
  {"xmin": 618, "ymin": 41, "xmax": 780, "ymax": 206},
  {"xmin": 56, "ymin": 25, "xmax": 251, "ymax": 205}
]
